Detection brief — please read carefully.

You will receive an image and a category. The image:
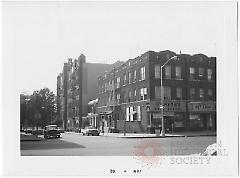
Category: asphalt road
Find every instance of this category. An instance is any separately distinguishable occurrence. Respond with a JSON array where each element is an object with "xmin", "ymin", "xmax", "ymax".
[{"xmin": 21, "ymin": 133, "xmax": 216, "ymax": 156}]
